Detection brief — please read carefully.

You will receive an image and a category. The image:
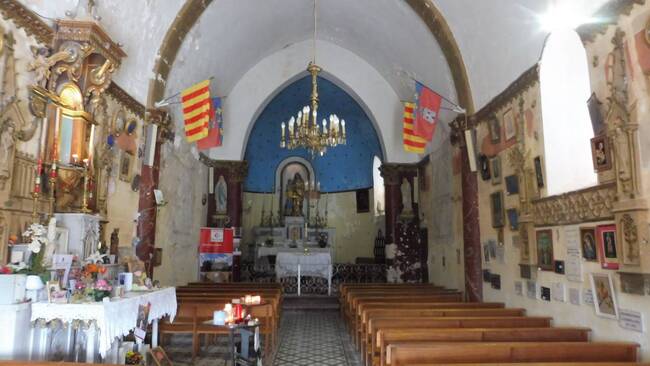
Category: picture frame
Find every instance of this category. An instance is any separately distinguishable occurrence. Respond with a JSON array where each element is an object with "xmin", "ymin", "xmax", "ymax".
[
  {"xmin": 506, "ymin": 208, "xmax": 519, "ymax": 231},
  {"xmin": 54, "ymin": 227, "xmax": 69, "ymax": 254},
  {"xmin": 580, "ymin": 228, "xmax": 598, "ymax": 262},
  {"xmin": 490, "ymin": 191, "xmax": 505, "ymax": 228},
  {"xmin": 488, "ymin": 114, "xmax": 501, "ymax": 144},
  {"xmin": 503, "ymin": 108, "xmax": 516, "ymax": 141},
  {"xmin": 536, "ymin": 229, "xmax": 554, "ymax": 271},
  {"xmin": 112, "ymin": 109, "xmax": 126, "ymax": 135},
  {"xmin": 504, "ymin": 175, "xmax": 519, "ymax": 195},
  {"xmin": 597, "ymin": 224, "xmax": 619, "ymax": 270},
  {"xmin": 134, "ymin": 302, "xmax": 151, "ymax": 340},
  {"xmin": 119, "ymin": 151, "xmax": 133, "ymax": 182},
  {"xmin": 590, "ymin": 134, "xmax": 612, "ymax": 172},
  {"xmin": 590, "ymin": 272, "xmax": 619, "ymax": 319},
  {"xmin": 490, "ymin": 156, "xmax": 501, "ymax": 185},
  {"xmin": 534, "ymin": 156, "xmax": 544, "ymax": 188},
  {"xmin": 479, "ymin": 154, "xmax": 491, "ymax": 181},
  {"xmin": 148, "ymin": 347, "xmax": 172, "ymax": 366}
]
